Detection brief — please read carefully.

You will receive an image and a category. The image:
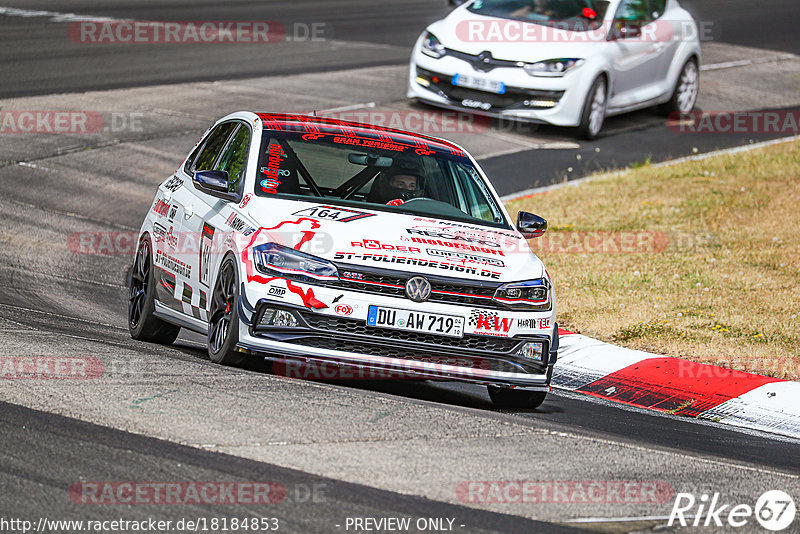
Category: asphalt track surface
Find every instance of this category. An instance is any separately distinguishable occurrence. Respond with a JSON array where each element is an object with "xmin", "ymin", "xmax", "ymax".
[
  {"xmin": 1, "ymin": 1, "xmax": 800, "ymax": 533},
  {"xmin": 1, "ymin": 0, "xmax": 798, "ymax": 98}
]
